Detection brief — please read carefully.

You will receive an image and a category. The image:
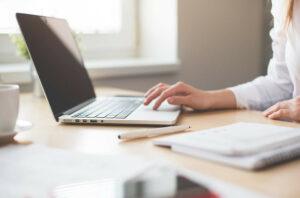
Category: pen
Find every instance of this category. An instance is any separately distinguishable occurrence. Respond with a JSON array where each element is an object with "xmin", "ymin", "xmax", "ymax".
[{"xmin": 118, "ymin": 125, "xmax": 191, "ymax": 141}]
